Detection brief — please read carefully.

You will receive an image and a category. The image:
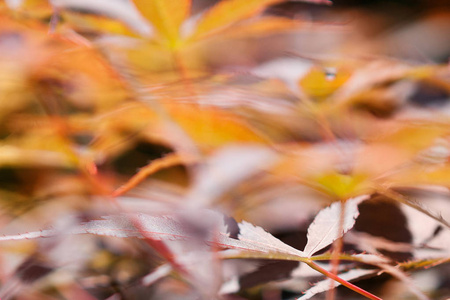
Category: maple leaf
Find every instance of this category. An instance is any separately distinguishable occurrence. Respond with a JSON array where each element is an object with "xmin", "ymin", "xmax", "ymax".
[
  {"xmin": 0, "ymin": 198, "xmax": 364, "ymax": 260},
  {"xmin": 303, "ymin": 195, "xmax": 369, "ymax": 257},
  {"xmin": 131, "ymin": 0, "xmax": 190, "ymax": 45},
  {"xmin": 0, "ymin": 197, "xmax": 384, "ymax": 299},
  {"xmin": 1, "ymin": 1, "xmax": 450, "ymax": 299},
  {"xmin": 0, "ymin": 210, "xmax": 305, "ymax": 258},
  {"xmin": 188, "ymin": 0, "xmax": 287, "ymax": 40}
]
